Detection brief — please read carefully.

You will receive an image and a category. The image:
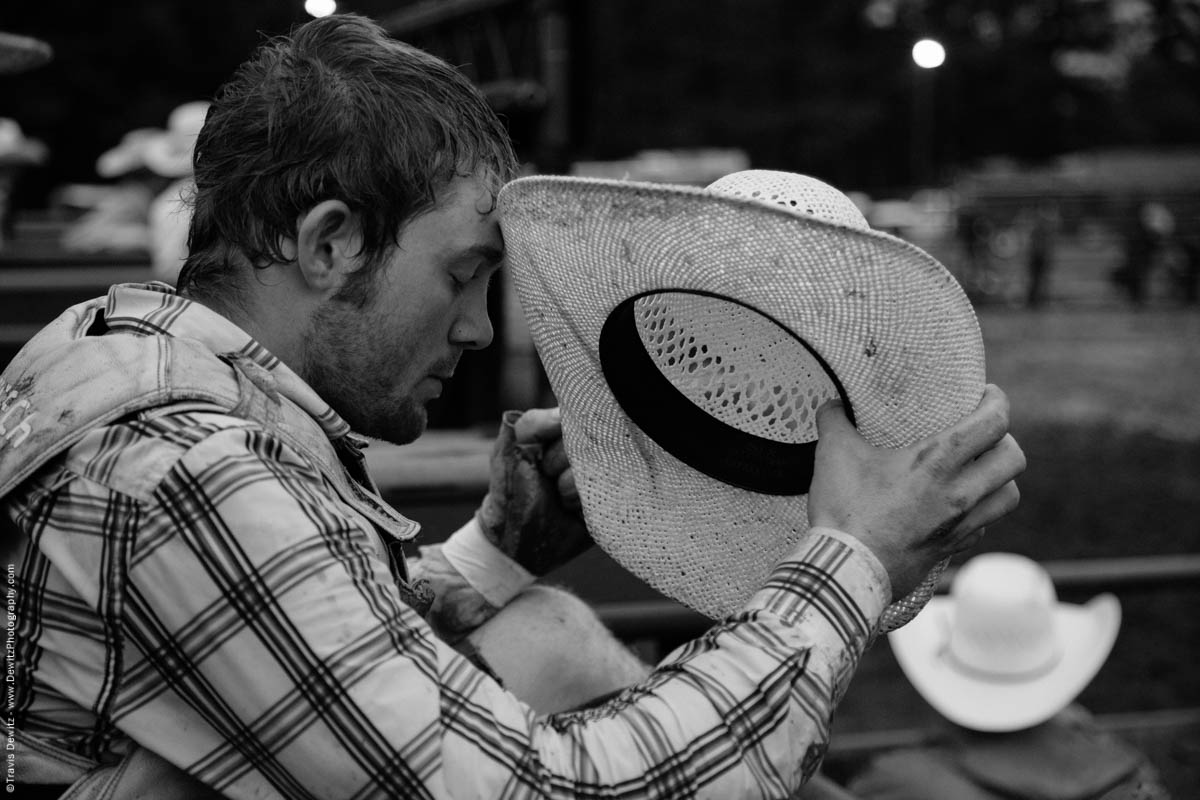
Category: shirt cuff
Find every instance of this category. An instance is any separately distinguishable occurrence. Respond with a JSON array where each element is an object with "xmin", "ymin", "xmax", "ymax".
[
  {"xmin": 745, "ymin": 526, "xmax": 891, "ymax": 642},
  {"xmin": 440, "ymin": 517, "xmax": 537, "ymax": 608}
]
